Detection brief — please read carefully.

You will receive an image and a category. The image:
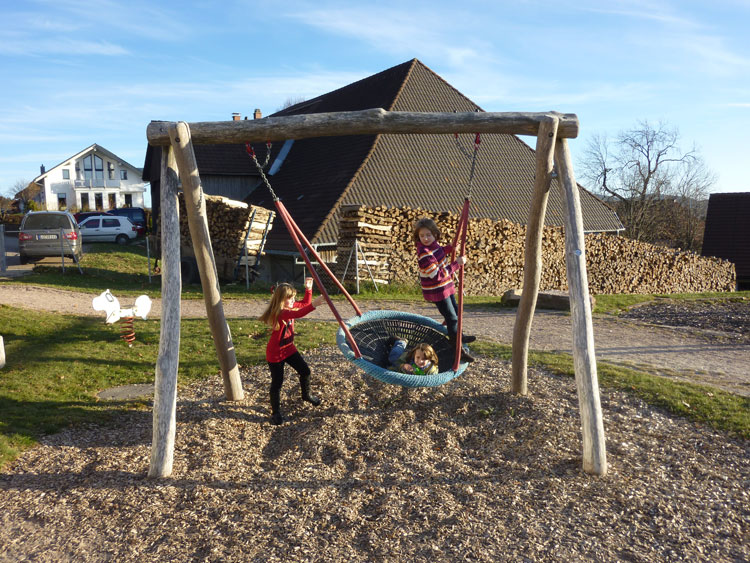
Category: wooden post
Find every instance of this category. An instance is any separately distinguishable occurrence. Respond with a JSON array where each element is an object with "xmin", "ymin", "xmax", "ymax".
[
  {"xmin": 511, "ymin": 116, "xmax": 559, "ymax": 394},
  {"xmin": 554, "ymin": 138, "xmax": 608, "ymax": 476},
  {"xmin": 169, "ymin": 122, "xmax": 244, "ymax": 401},
  {"xmin": 148, "ymin": 145, "xmax": 181, "ymax": 479}
]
